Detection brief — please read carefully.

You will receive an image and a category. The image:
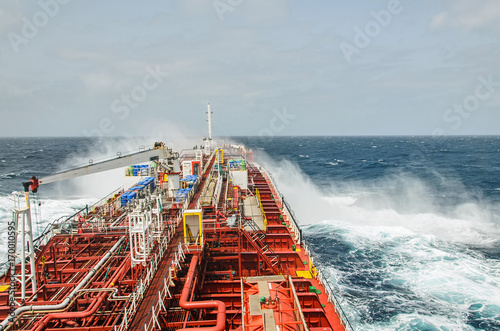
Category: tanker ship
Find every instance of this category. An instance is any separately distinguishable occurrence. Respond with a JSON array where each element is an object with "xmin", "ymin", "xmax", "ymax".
[{"xmin": 0, "ymin": 106, "xmax": 353, "ymax": 331}]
